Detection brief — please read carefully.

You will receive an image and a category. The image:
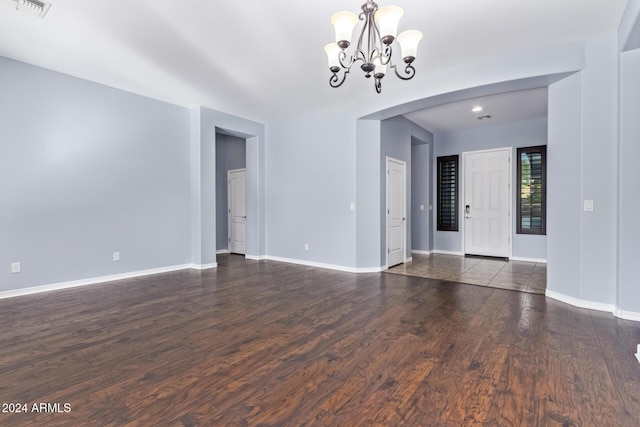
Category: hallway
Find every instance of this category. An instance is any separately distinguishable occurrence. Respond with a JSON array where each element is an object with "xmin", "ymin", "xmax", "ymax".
[{"xmin": 387, "ymin": 253, "xmax": 546, "ymax": 295}]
